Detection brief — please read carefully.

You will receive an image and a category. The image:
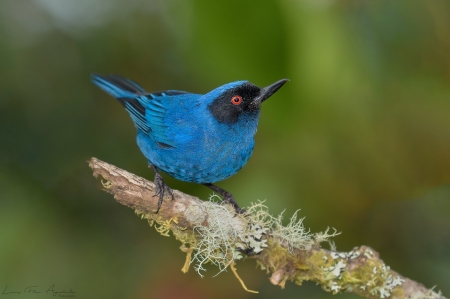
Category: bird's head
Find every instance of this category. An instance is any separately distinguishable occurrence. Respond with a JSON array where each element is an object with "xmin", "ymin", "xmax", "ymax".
[{"xmin": 206, "ymin": 79, "xmax": 289, "ymax": 124}]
